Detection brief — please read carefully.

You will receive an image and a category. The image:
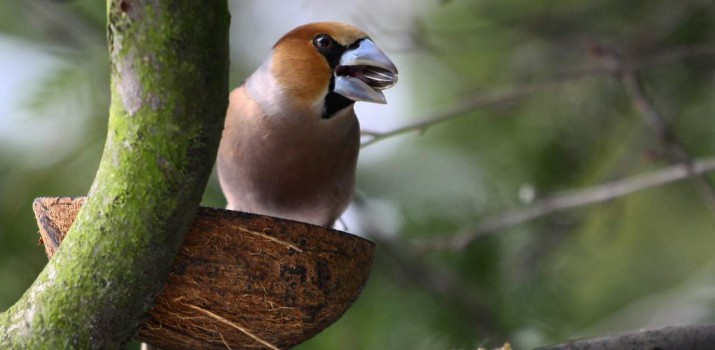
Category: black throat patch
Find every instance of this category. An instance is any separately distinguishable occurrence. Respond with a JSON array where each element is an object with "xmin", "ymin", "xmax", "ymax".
[
  {"xmin": 315, "ymin": 37, "xmax": 364, "ymax": 119},
  {"xmin": 323, "ymin": 88, "xmax": 354, "ymax": 119}
]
